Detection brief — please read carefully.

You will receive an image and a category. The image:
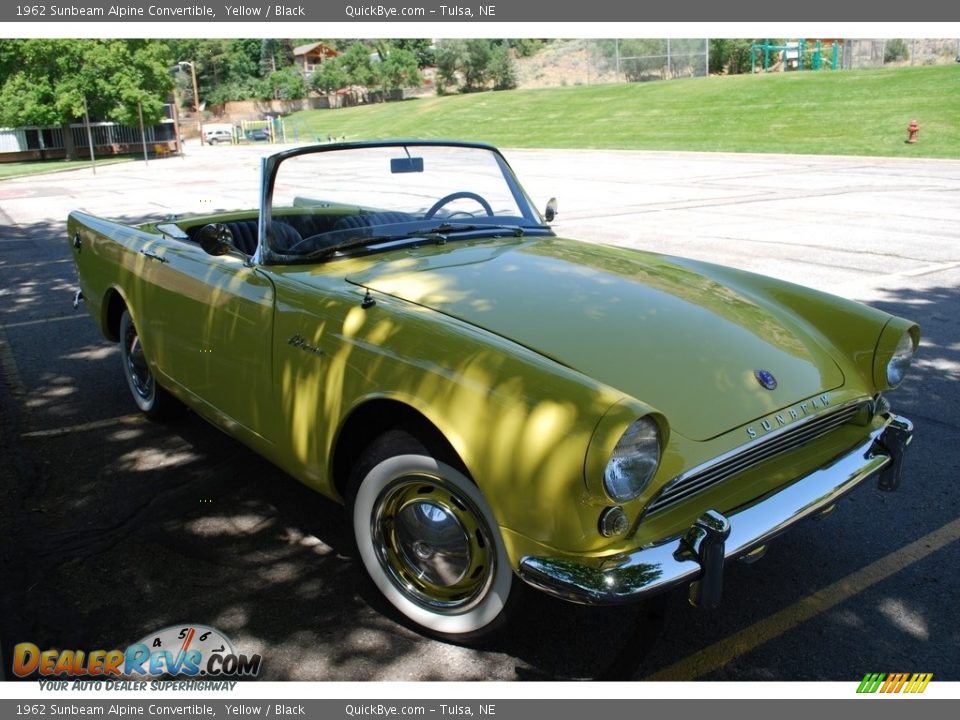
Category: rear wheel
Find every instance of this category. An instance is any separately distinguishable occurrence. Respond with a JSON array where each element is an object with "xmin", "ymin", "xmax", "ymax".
[
  {"xmin": 348, "ymin": 430, "xmax": 520, "ymax": 641},
  {"xmin": 119, "ymin": 309, "xmax": 182, "ymax": 421}
]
